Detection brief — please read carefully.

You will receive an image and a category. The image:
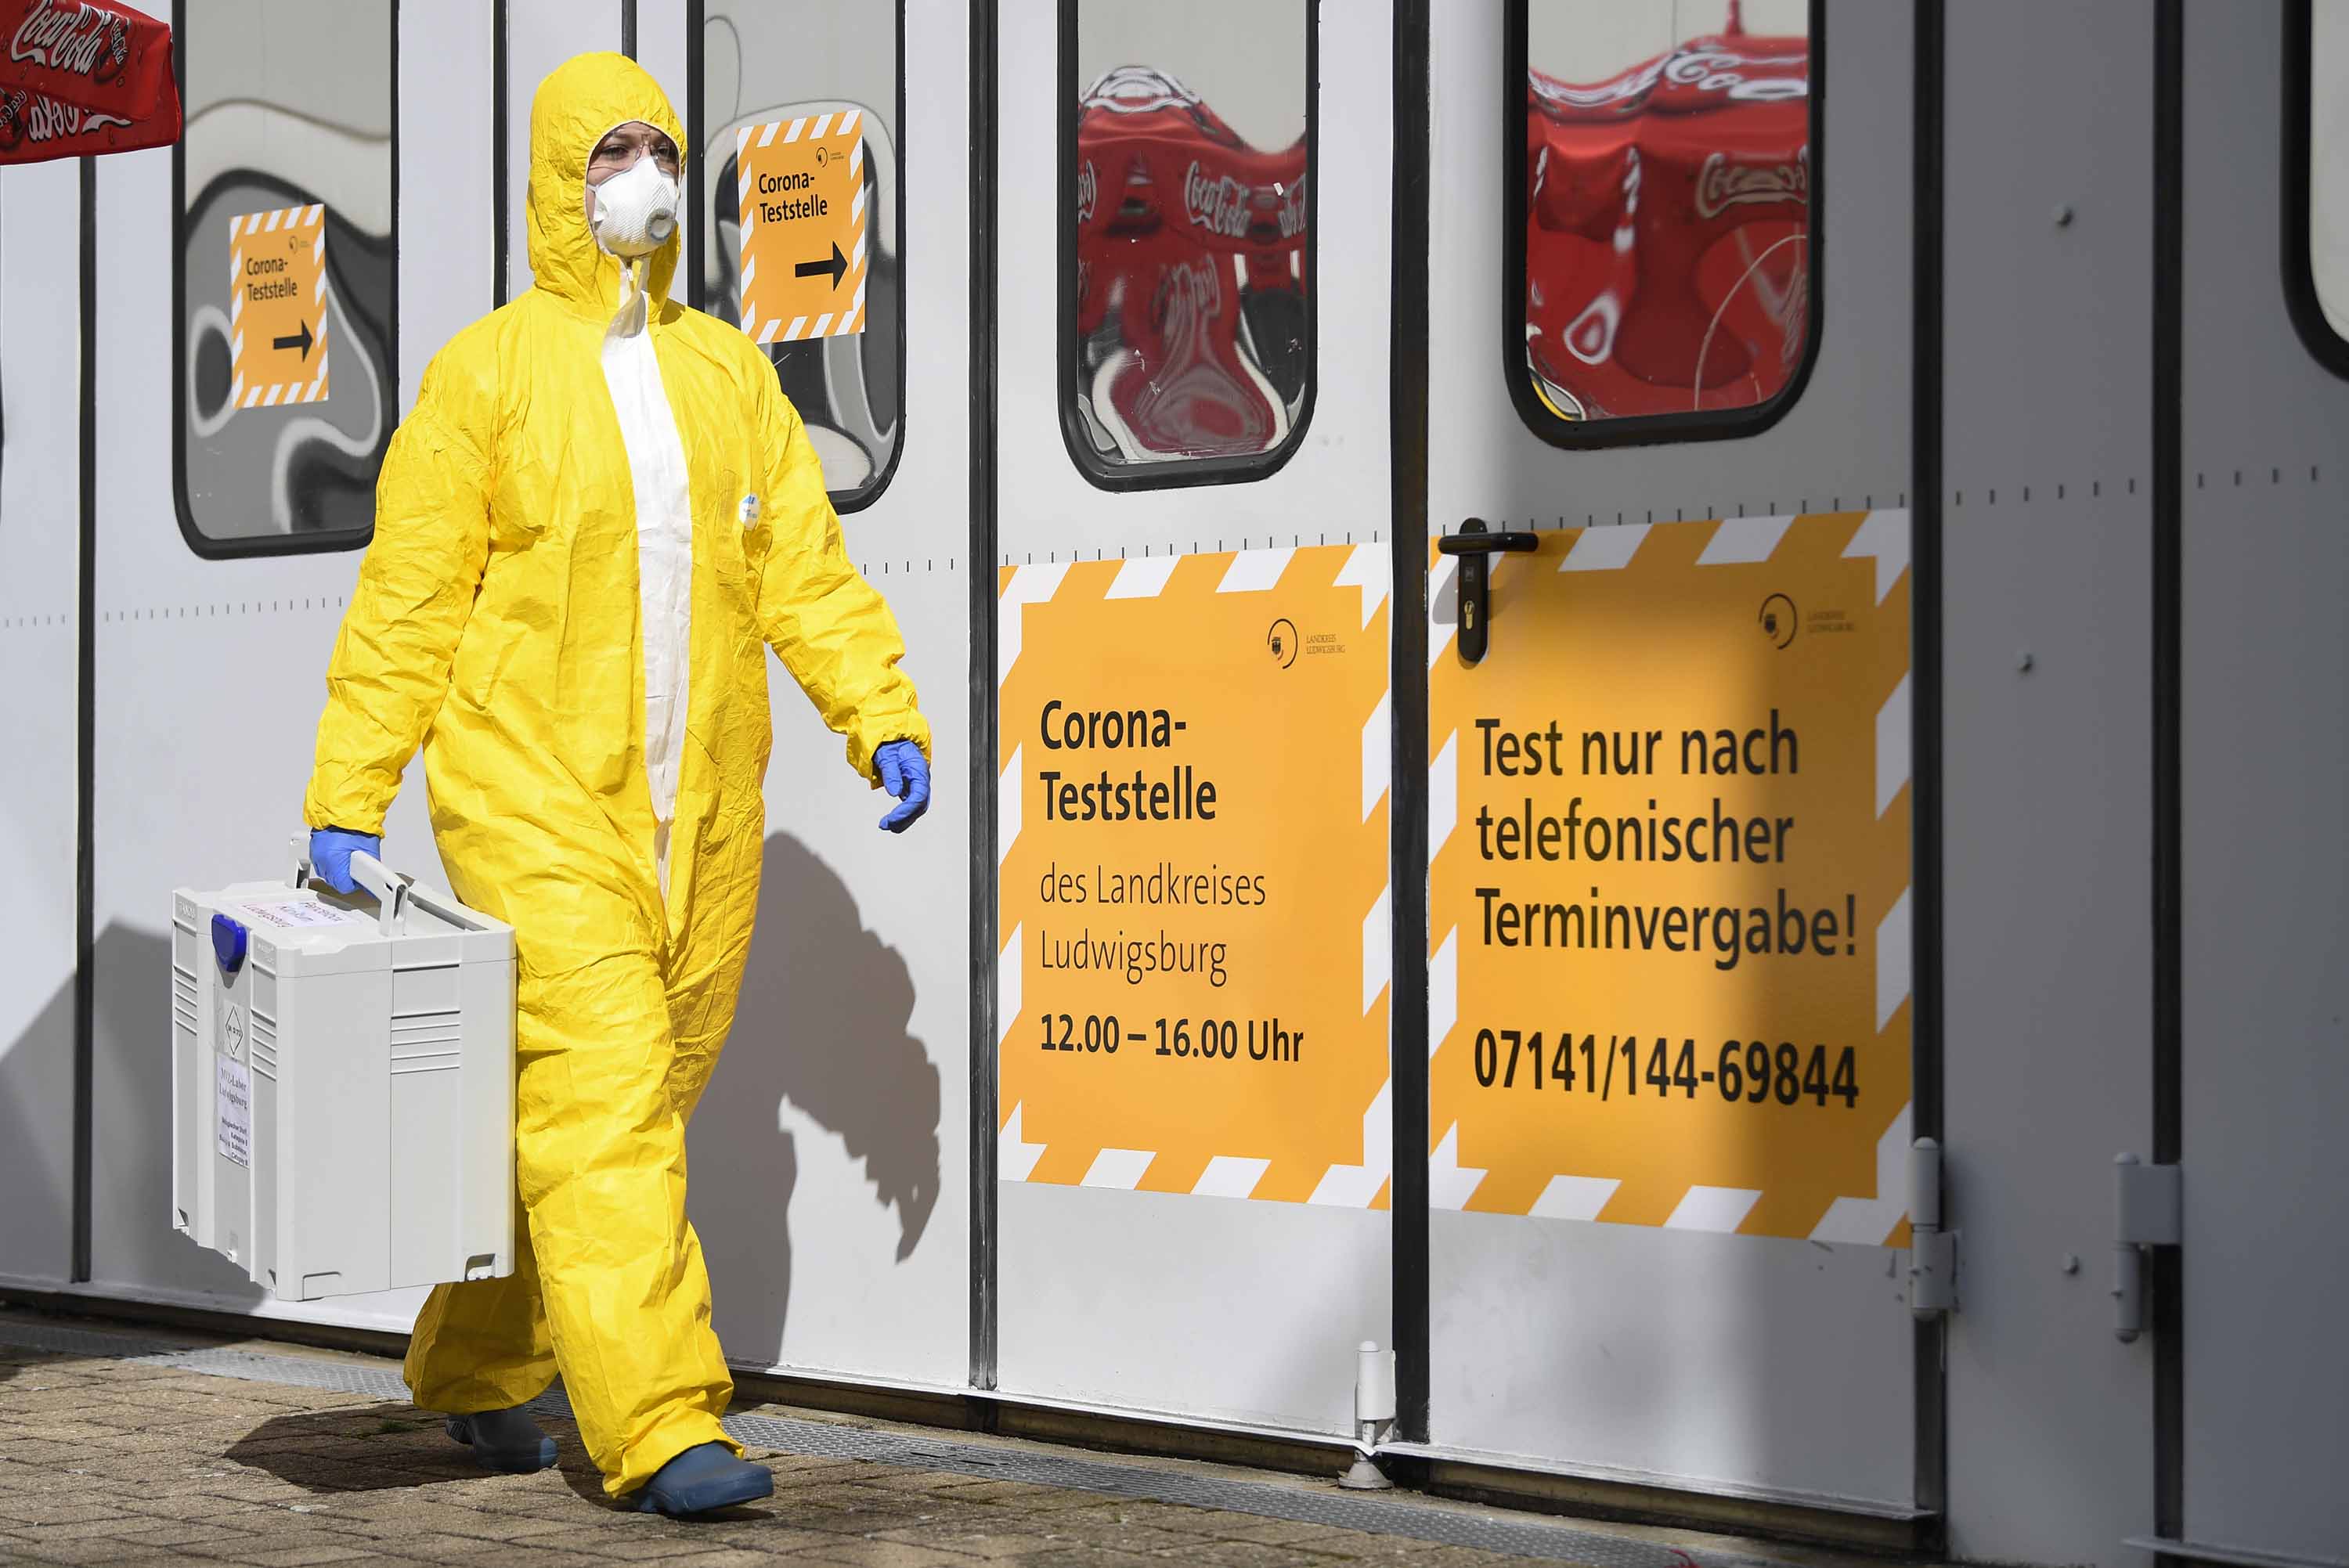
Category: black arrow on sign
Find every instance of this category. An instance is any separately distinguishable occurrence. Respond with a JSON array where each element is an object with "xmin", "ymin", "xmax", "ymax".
[
  {"xmin": 794, "ymin": 241, "xmax": 847, "ymax": 289},
  {"xmin": 272, "ymin": 319, "xmax": 315, "ymax": 360}
]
